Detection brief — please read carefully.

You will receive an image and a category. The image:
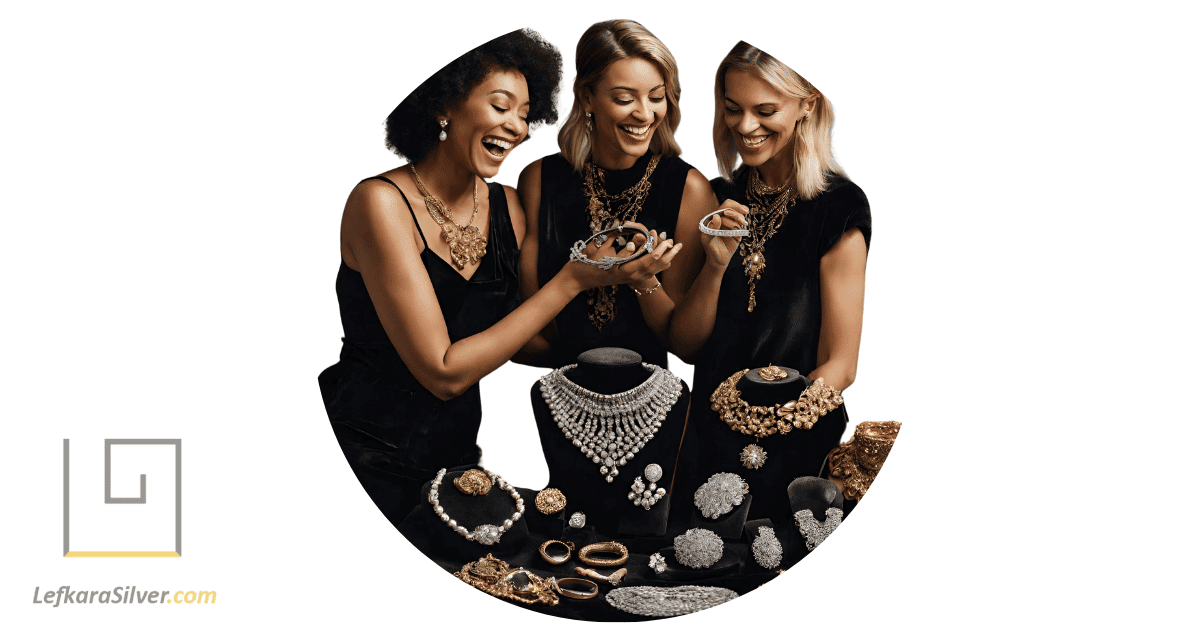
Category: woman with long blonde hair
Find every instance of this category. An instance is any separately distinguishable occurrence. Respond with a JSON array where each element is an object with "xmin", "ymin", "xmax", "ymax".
[
  {"xmin": 517, "ymin": 19, "xmax": 715, "ymax": 369},
  {"xmin": 670, "ymin": 41, "xmax": 871, "ymax": 524}
]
